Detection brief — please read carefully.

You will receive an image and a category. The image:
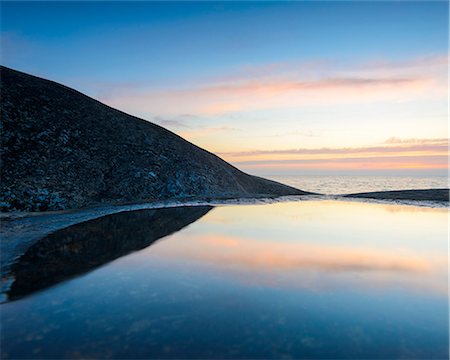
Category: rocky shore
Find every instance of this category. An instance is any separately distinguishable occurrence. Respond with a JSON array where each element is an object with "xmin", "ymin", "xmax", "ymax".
[{"xmin": 344, "ymin": 188, "xmax": 449, "ymax": 202}]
